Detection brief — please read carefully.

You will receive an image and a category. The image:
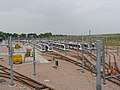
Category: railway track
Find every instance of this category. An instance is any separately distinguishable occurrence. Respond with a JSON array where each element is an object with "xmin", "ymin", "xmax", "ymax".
[
  {"xmin": 41, "ymin": 50, "xmax": 95, "ymax": 73},
  {"xmin": 78, "ymin": 49, "xmax": 120, "ymax": 83},
  {"xmin": 32, "ymin": 43, "xmax": 120, "ymax": 87},
  {"xmin": 82, "ymin": 49, "xmax": 119, "ymax": 72},
  {"xmin": 49, "ymin": 48, "xmax": 120, "ymax": 86},
  {"xmin": 0, "ymin": 64, "xmax": 53, "ymax": 90},
  {"xmin": 0, "ymin": 43, "xmax": 53, "ymax": 90},
  {"xmin": 108, "ymin": 52, "xmax": 120, "ymax": 73}
]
